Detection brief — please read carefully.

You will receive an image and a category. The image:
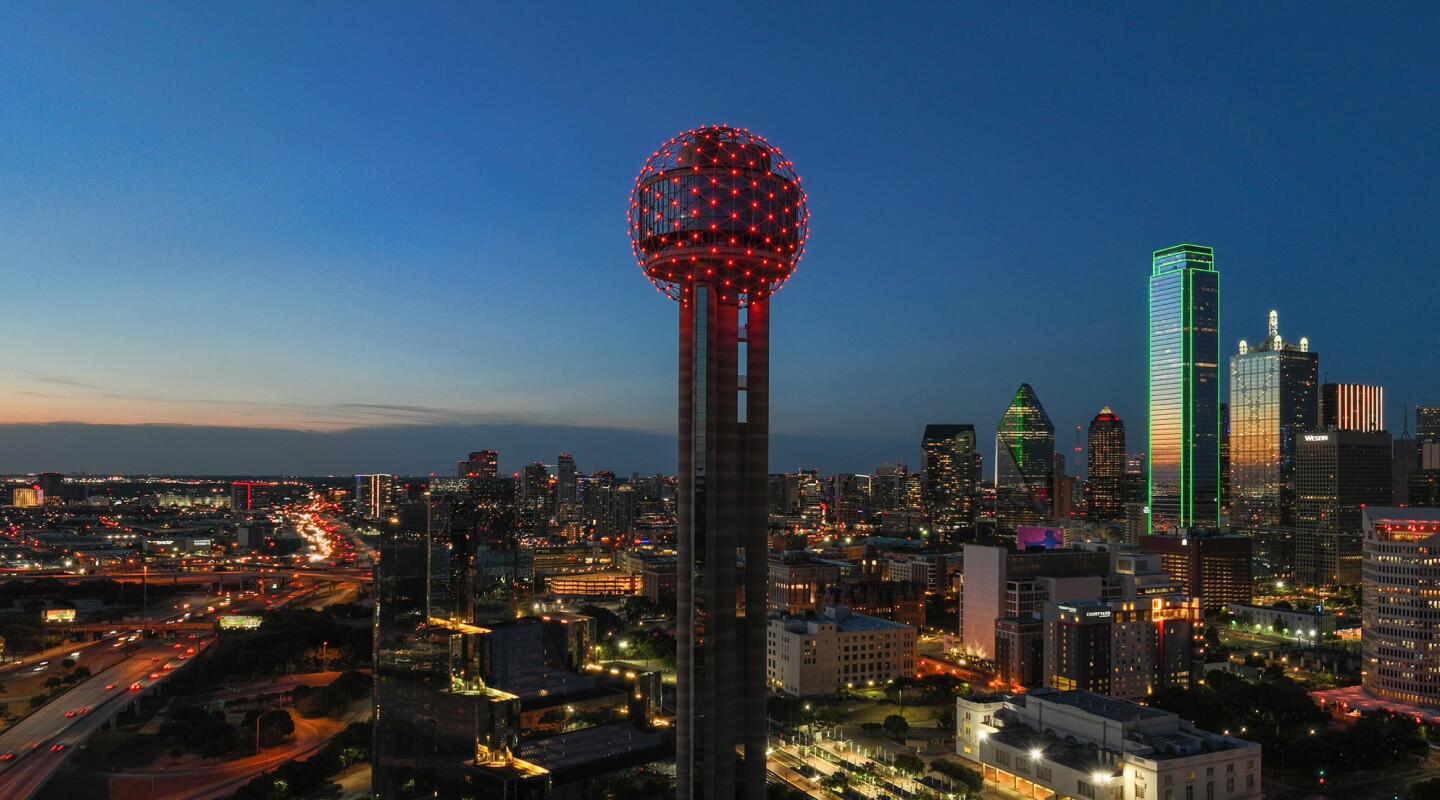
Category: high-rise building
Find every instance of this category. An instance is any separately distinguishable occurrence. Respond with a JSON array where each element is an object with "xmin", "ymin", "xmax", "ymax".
[
  {"xmin": 1148, "ymin": 244, "xmax": 1220, "ymax": 534},
  {"xmin": 1321, "ymin": 384, "xmax": 1385, "ymax": 432},
  {"xmin": 870, "ymin": 462, "xmax": 908, "ymax": 512},
  {"xmin": 459, "ymin": 450, "xmax": 500, "ymax": 480},
  {"xmin": 628, "ymin": 124, "xmax": 809, "ymax": 800},
  {"xmin": 1362, "ymin": 507, "xmax": 1440, "ymax": 707},
  {"xmin": 995, "ymin": 384, "xmax": 1055, "ymax": 538},
  {"xmin": 1229, "ymin": 311, "xmax": 1318, "ymax": 567},
  {"xmin": 354, "ymin": 473, "xmax": 393, "ymax": 520},
  {"xmin": 1042, "ymin": 596, "xmax": 1202, "ymax": 700},
  {"xmin": 1219, "ymin": 402, "xmax": 1231, "ymax": 514},
  {"xmin": 1123, "ymin": 453, "xmax": 1148, "ymax": 543},
  {"xmin": 832, "ymin": 473, "xmax": 871, "ymax": 528},
  {"xmin": 1086, "ymin": 408, "xmax": 1126, "ymax": 522},
  {"xmin": 921, "ymin": 425, "xmax": 980, "ymax": 540},
  {"xmin": 1418, "ymin": 406, "xmax": 1440, "ymax": 442},
  {"xmin": 555, "ymin": 453, "xmax": 577, "ymax": 518},
  {"xmin": 1296, "ymin": 430, "xmax": 1392, "ymax": 586},
  {"xmin": 518, "ymin": 463, "xmax": 550, "ymax": 533},
  {"xmin": 1138, "ymin": 531, "xmax": 1253, "ymax": 610},
  {"xmin": 372, "ymin": 485, "xmax": 550, "ymax": 799}
]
